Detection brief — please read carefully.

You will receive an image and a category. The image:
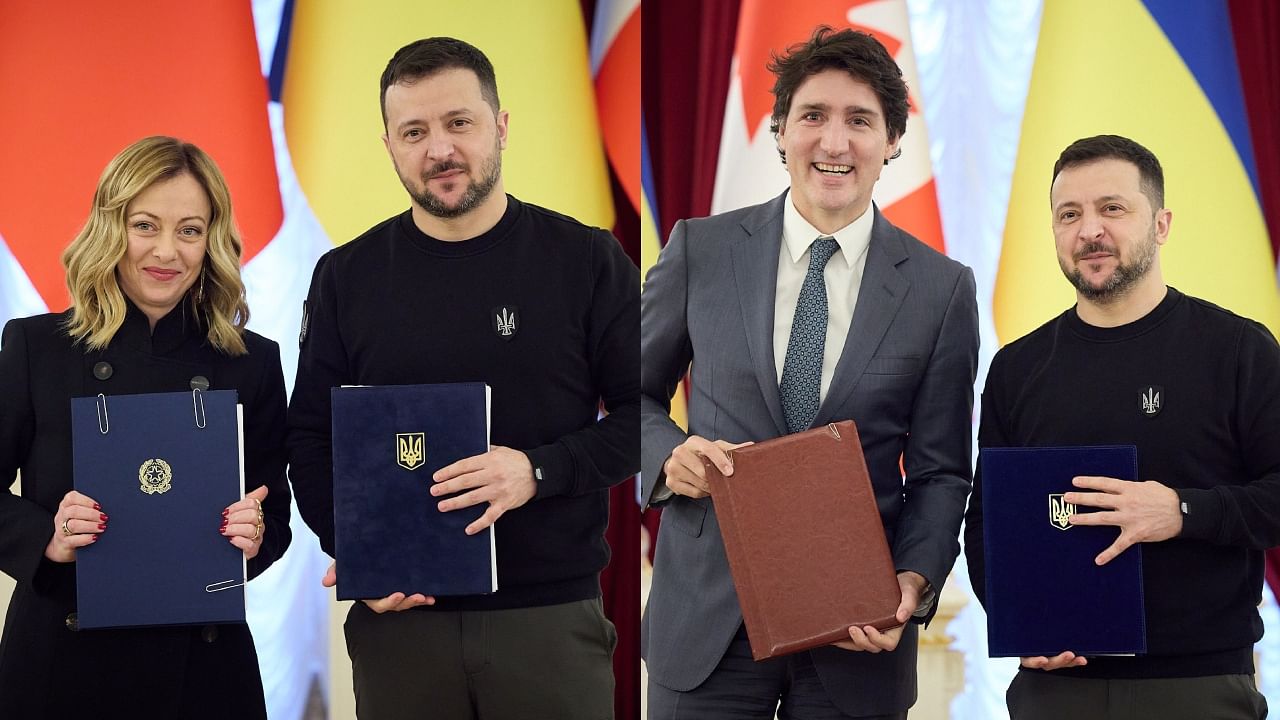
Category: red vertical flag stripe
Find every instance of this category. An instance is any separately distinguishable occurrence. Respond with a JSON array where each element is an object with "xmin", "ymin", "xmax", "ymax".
[{"xmin": 0, "ymin": 2, "xmax": 282, "ymax": 311}]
